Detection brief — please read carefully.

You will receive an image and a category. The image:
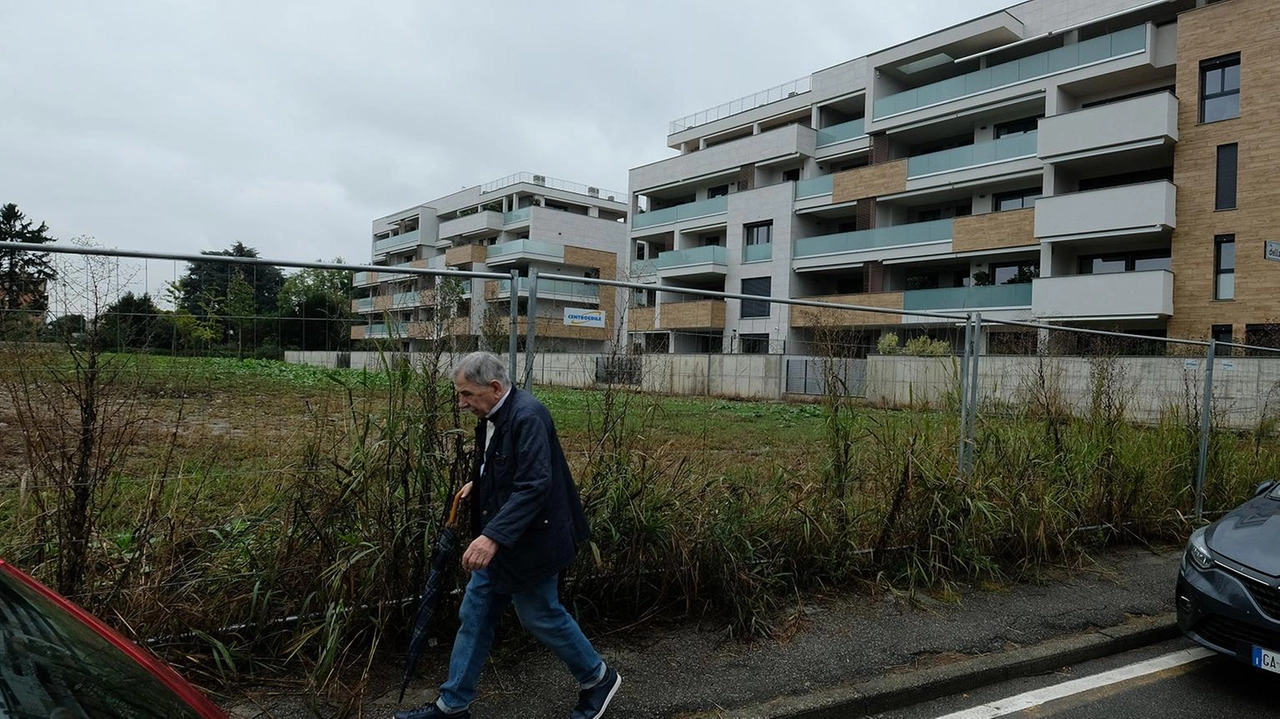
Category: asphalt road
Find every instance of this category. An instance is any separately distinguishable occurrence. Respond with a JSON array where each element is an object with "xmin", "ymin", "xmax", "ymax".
[{"xmin": 870, "ymin": 638, "xmax": 1280, "ymax": 719}]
